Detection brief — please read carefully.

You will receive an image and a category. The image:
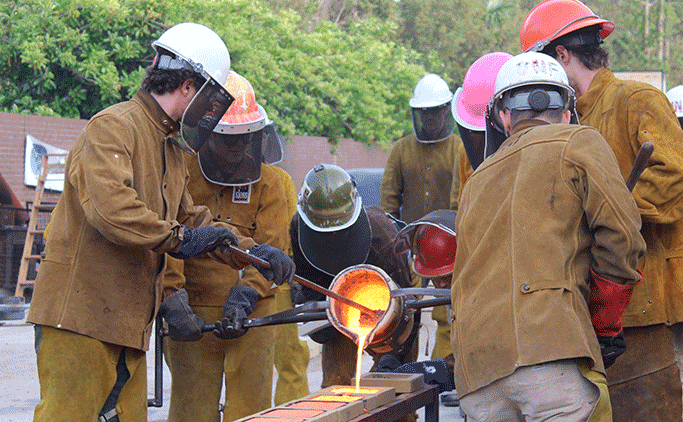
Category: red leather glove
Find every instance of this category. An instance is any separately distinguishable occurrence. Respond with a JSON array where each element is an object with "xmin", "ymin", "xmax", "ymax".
[
  {"xmin": 589, "ymin": 268, "xmax": 642, "ymax": 337},
  {"xmin": 589, "ymin": 268, "xmax": 642, "ymax": 367}
]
